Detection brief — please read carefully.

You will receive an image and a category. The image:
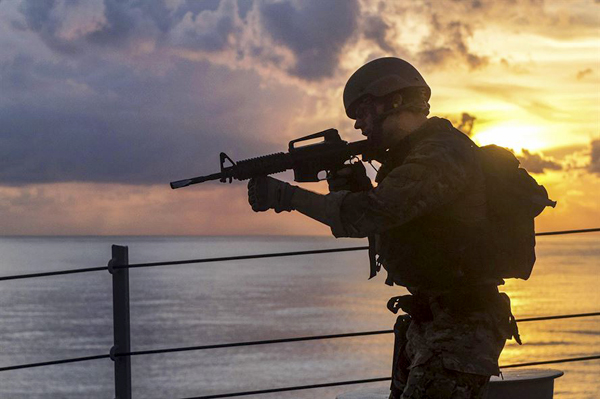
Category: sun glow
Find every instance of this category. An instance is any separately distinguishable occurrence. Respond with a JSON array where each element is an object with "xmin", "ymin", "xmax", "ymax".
[{"xmin": 471, "ymin": 124, "xmax": 550, "ymax": 154}]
